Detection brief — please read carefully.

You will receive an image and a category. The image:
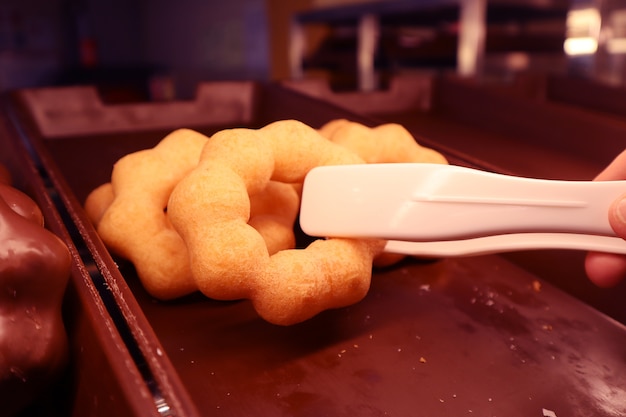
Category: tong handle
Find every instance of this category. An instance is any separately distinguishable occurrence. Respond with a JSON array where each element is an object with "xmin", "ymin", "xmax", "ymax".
[
  {"xmin": 300, "ymin": 164, "xmax": 626, "ymax": 241},
  {"xmin": 383, "ymin": 233, "xmax": 626, "ymax": 257}
]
